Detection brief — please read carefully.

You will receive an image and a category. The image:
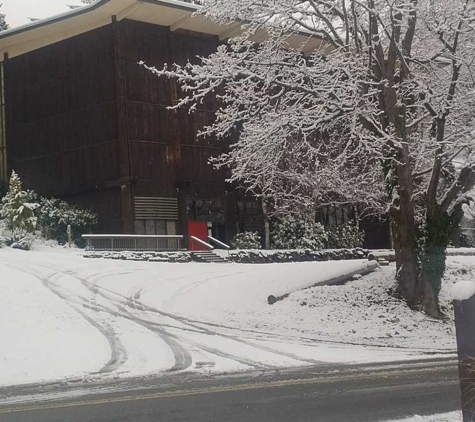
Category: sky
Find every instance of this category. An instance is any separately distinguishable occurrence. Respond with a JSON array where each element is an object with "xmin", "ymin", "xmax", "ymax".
[{"xmin": 2, "ymin": 0, "xmax": 84, "ymax": 28}]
